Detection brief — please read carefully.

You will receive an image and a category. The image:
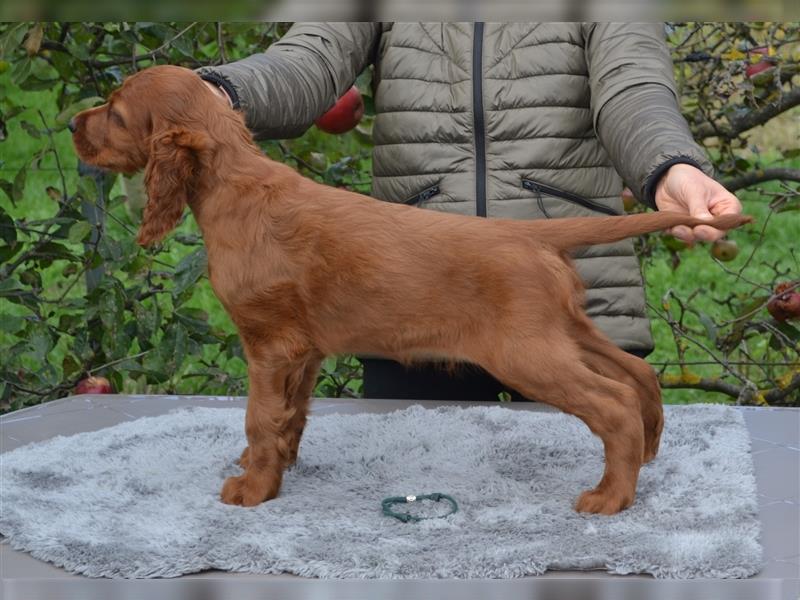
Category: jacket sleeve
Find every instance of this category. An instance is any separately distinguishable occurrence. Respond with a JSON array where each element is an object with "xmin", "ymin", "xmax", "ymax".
[
  {"xmin": 583, "ymin": 23, "xmax": 714, "ymax": 209},
  {"xmin": 196, "ymin": 23, "xmax": 380, "ymax": 140}
]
